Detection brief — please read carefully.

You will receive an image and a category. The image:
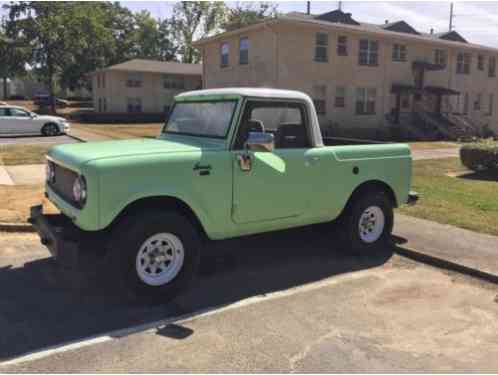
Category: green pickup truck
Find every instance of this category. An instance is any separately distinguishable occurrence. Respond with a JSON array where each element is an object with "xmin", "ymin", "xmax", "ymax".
[{"xmin": 30, "ymin": 88, "xmax": 417, "ymax": 303}]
